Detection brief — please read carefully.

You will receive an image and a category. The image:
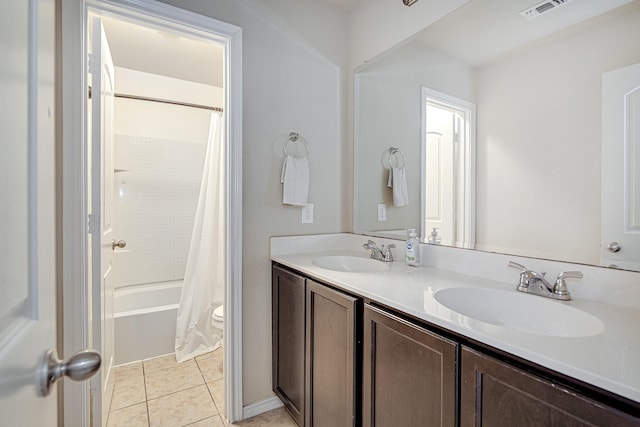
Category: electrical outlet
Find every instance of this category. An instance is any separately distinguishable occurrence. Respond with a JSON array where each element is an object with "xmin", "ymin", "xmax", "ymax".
[
  {"xmin": 377, "ymin": 203, "xmax": 387, "ymax": 221},
  {"xmin": 302, "ymin": 203, "xmax": 314, "ymax": 224}
]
